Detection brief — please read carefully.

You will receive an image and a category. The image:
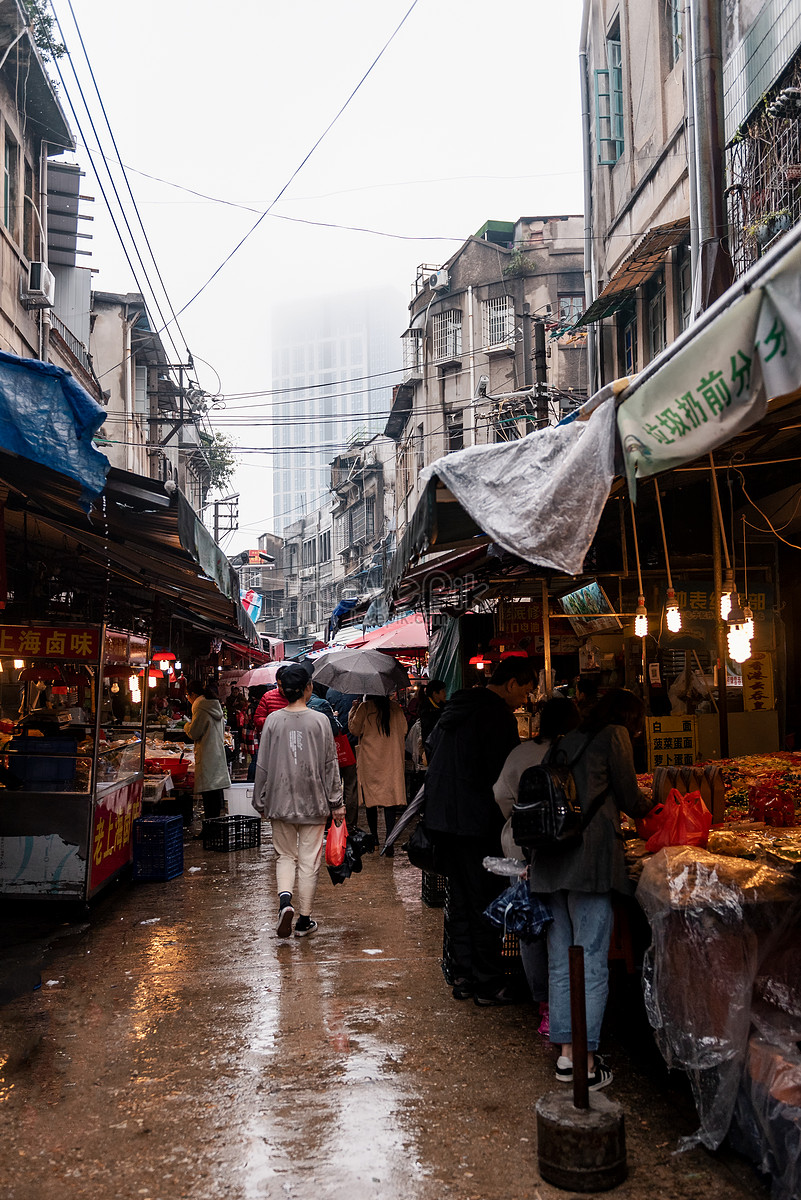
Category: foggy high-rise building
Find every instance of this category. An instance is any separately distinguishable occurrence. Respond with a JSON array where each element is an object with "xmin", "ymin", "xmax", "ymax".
[{"xmin": 270, "ymin": 290, "xmax": 404, "ymax": 533}]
